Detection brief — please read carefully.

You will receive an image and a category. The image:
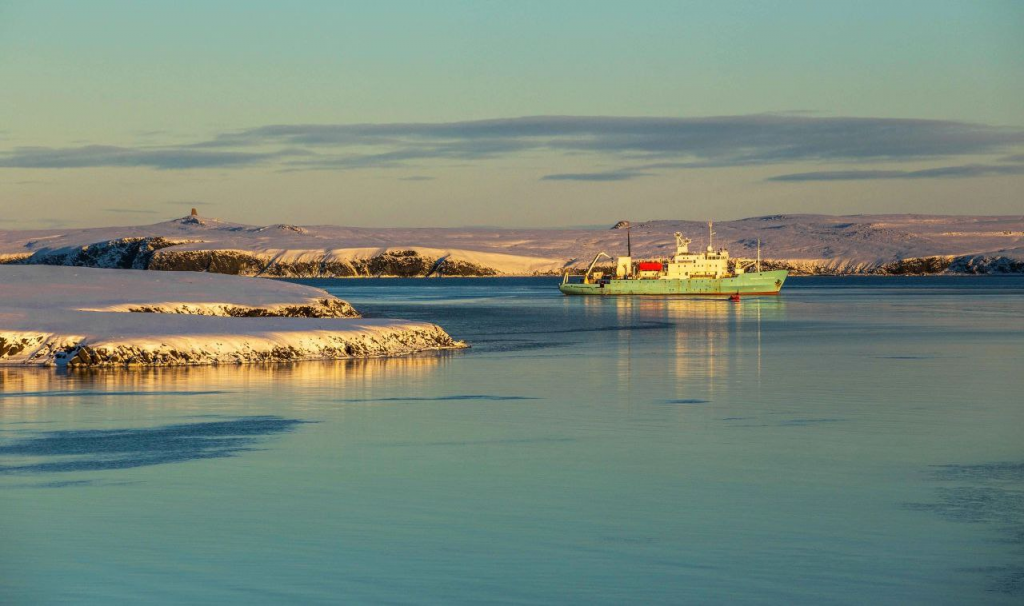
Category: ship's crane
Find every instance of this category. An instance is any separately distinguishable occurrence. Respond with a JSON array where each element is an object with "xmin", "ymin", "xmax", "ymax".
[
  {"xmin": 582, "ymin": 251, "xmax": 612, "ymax": 284},
  {"xmin": 734, "ymin": 239, "xmax": 763, "ymax": 274}
]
